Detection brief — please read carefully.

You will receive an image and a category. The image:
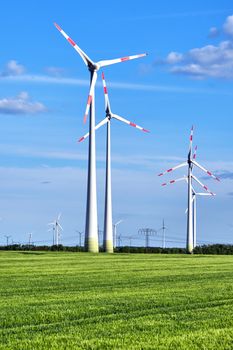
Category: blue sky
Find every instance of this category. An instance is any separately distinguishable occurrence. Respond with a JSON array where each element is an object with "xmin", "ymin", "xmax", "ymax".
[{"xmin": 0, "ymin": 0, "xmax": 233, "ymax": 247}]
